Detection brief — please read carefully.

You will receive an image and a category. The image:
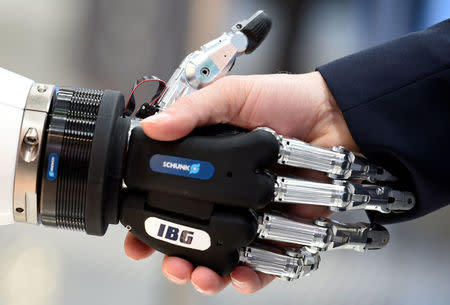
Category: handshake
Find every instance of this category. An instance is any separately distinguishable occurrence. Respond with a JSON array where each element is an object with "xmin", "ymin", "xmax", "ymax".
[
  {"xmin": 1, "ymin": 11, "xmax": 420, "ymax": 297},
  {"xmin": 123, "ymin": 72, "xmax": 414, "ymax": 295},
  {"xmin": 121, "ymin": 11, "xmax": 414, "ymax": 295}
]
